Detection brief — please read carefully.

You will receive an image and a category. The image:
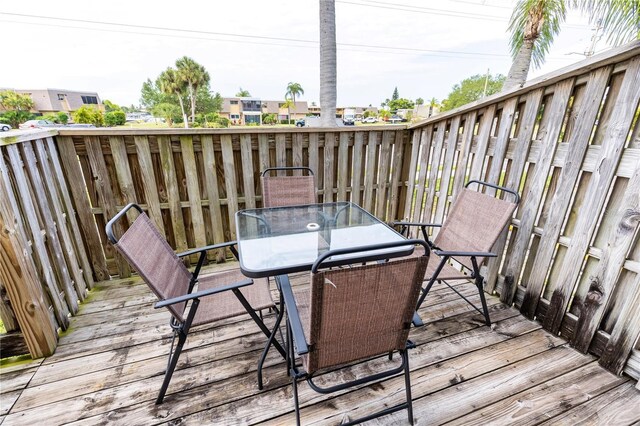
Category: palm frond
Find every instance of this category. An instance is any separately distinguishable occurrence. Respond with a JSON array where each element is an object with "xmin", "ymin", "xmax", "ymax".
[
  {"xmin": 574, "ymin": 0, "xmax": 640, "ymax": 45},
  {"xmin": 508, "ymin": 0, "xmax": 567, "ymax": 68}
]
